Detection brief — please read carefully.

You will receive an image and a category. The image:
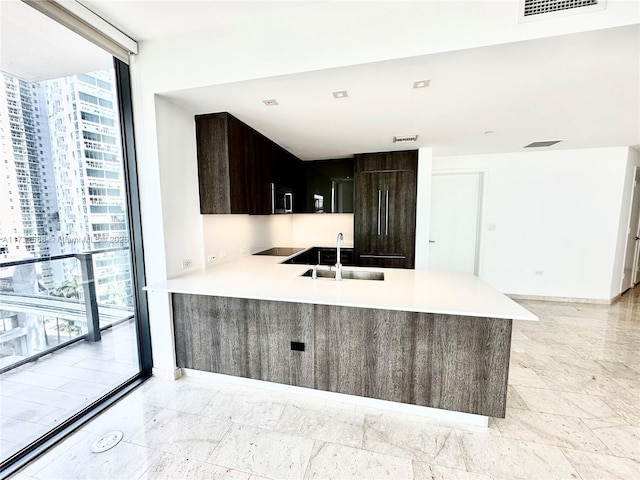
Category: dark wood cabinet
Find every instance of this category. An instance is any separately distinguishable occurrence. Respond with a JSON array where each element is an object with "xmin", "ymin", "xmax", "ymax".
[
  {"xmin": 195, "ymin": 112, "xmax": 301, "ymax": 215},
  {"xmin": 280, "ymin": 247, "xmax": 355, "ymax": 266},
  {"xmin": 172, "ymin": 293, "xmax": 512, "ymax": 418},
  {"xmin": 196, "ymin": 113, "xmax": 262, "ymax": 214},
  {"xmin": 173, "ymin": 294, "xmax": 315, "ymax": 387},
  {"xmin": 297, "ymin": 159, "xmax": 354, "ymax": 213},
  {"xmin": 354, "ymin": 150, "xmax": 418, "ymax": 268},
  {"xmin": 313, "ymin": 305, "xmax": 418, "ymax": 403},
  {"xmin": 314, "ymin": 304, "xmax": 512, "ymax": 416}
]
